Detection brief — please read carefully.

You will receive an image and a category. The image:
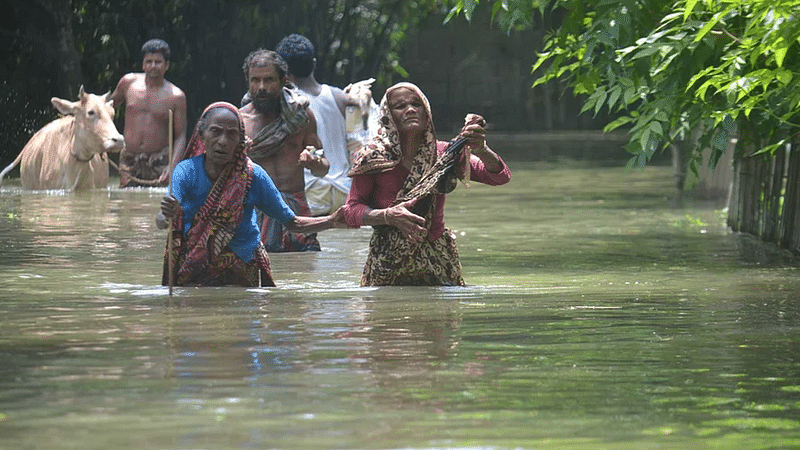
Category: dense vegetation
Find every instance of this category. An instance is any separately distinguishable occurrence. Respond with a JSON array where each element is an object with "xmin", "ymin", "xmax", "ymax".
[
  {"xmin": 448, "ymin": 0, "xmax": 800, "ymax": 251},
  {"xmin": 448, "ymin": 0, "xmax": 800, "ymax": 170}
]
